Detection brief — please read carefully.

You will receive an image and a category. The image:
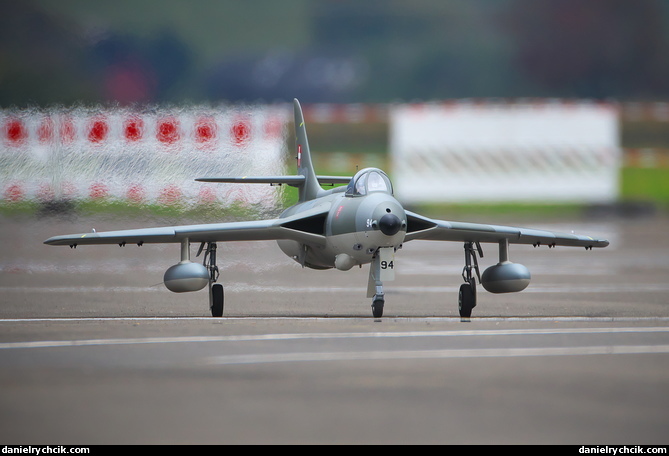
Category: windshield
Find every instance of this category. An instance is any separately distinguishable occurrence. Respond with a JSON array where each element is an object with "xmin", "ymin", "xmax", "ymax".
[{"xmin": 346, "ymin": 168, "xmax": 393, "ymax": 196}]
